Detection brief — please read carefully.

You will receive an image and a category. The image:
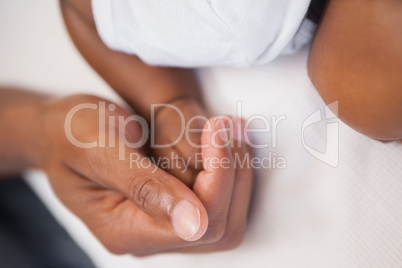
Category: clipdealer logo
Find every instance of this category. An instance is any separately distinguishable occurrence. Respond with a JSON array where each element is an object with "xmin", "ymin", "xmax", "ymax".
[
  {"xmin": 301, "ymin": 101, "xmax": 339, "ymax": 167},
  {"xmin": 63, "ymin": 100, "xmax": 340, "ymax": 170}
]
